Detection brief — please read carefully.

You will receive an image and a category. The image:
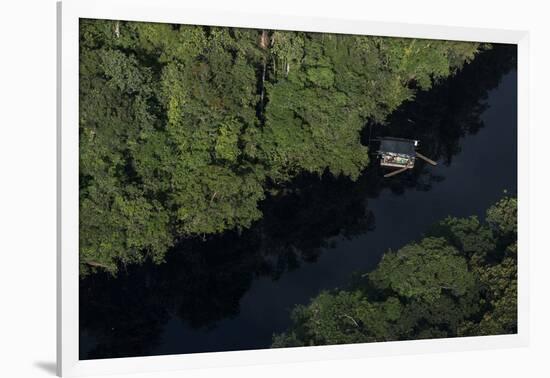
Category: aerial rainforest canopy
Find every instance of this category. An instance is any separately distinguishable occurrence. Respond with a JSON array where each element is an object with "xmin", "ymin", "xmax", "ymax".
[
  {"xmin": 272, "ymin": 196, "xmax": 518, "ymax": 344},
  {"xmin": 79, "ymin": 19, "xmax": 484, "ymax": 274}
]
